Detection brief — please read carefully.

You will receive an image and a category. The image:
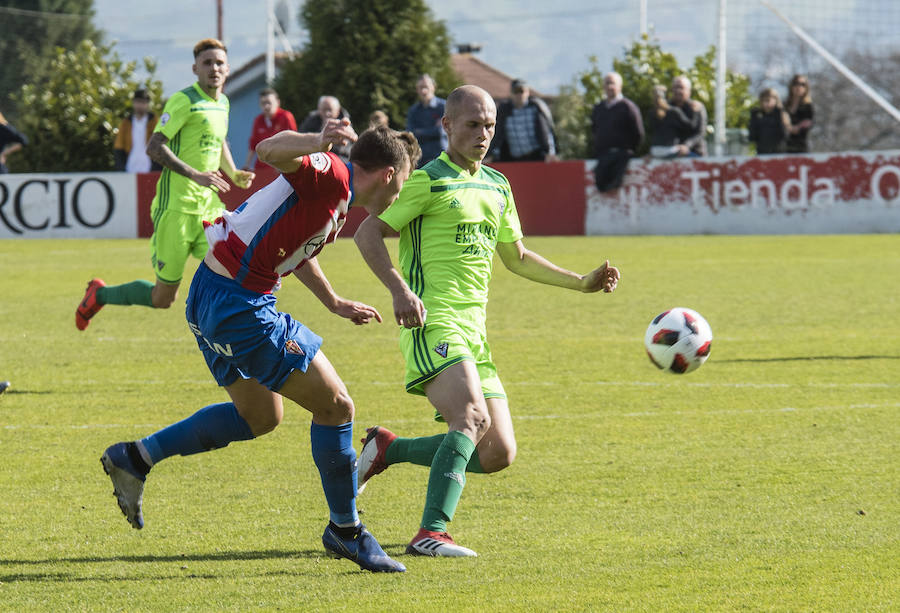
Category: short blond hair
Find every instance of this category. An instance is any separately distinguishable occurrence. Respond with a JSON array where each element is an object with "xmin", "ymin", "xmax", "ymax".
[{"xmin": 193, "ymin": 38, "xmax": 227, "ymax": 58}]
